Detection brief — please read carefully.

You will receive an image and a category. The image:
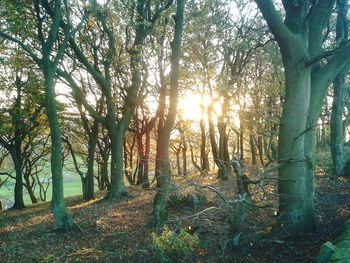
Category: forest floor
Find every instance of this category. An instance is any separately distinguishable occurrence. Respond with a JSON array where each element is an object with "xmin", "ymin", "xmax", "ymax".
[{"xmin": 0, "ymin": 165, "xmax": 349, "ymax": 263}]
